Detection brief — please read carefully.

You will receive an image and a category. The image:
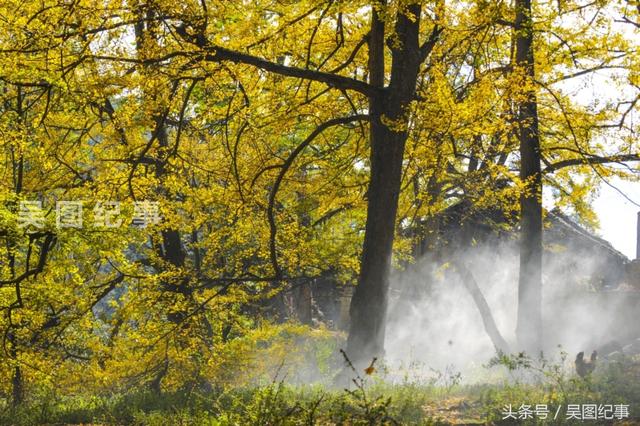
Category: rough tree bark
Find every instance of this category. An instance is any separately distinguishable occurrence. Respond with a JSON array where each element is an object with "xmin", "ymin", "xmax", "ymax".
[
  {"xmin": 346, "ymin": 2, "xmax": 427, "ymax": 366},
  {"xmin": 514, "ymin": 0, "xmax": 543, "ymax": 354}
]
